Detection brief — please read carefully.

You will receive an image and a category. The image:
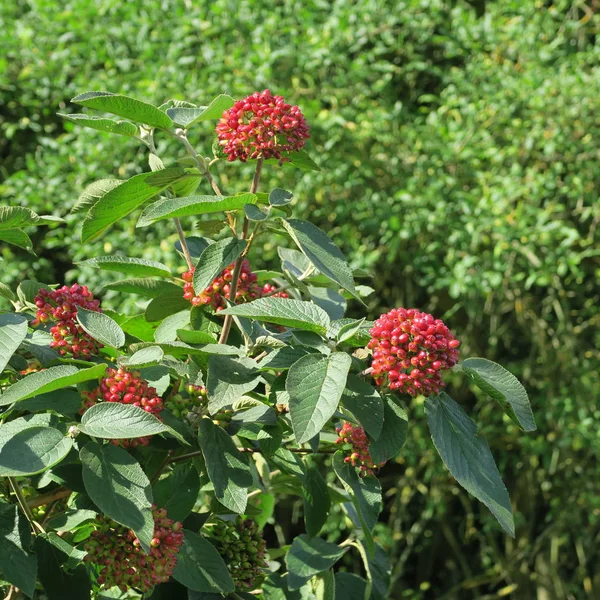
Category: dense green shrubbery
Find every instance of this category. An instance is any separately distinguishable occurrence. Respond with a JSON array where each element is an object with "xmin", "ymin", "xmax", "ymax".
[{"xmin": 2, "ymin": 0, "xmax": 599, "ymax": 597}]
